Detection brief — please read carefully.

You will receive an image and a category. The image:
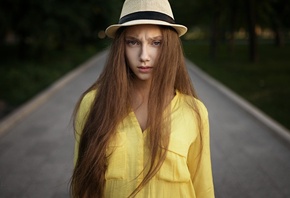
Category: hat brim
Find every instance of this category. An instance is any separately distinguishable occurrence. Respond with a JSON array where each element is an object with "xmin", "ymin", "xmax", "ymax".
[{"xmin": 105, "ymin": 19, "xmax": 187, "ymax": 38}]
